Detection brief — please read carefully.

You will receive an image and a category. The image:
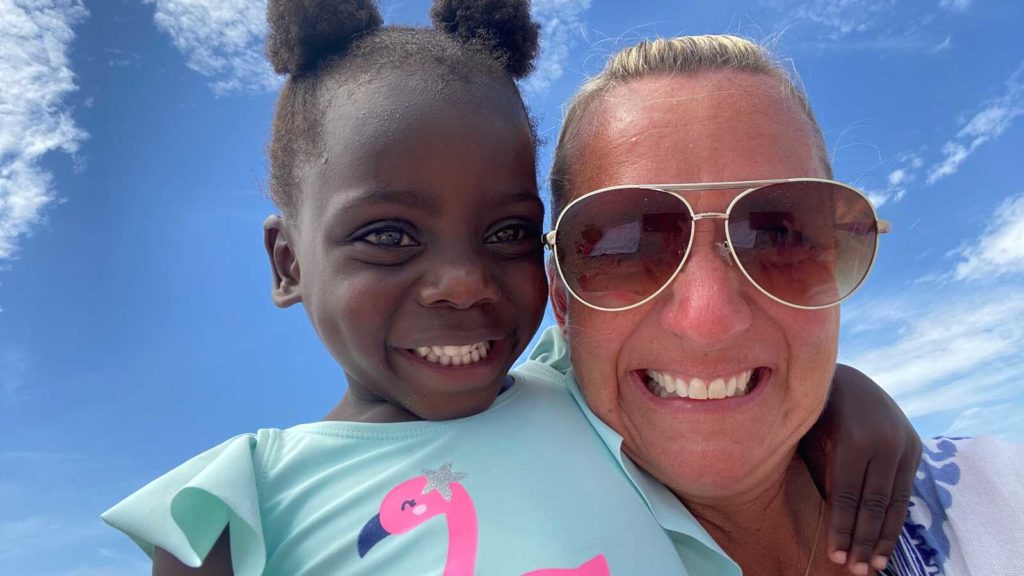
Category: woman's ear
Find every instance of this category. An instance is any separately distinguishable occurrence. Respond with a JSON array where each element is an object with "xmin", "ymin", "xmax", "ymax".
[
  {"xmin": 264, "ymin": 215, "xmax": 302, "ymax": 308},
  {"xmin": 547, "ymin": 259, "xmax": 569, "ymax": 336}
]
